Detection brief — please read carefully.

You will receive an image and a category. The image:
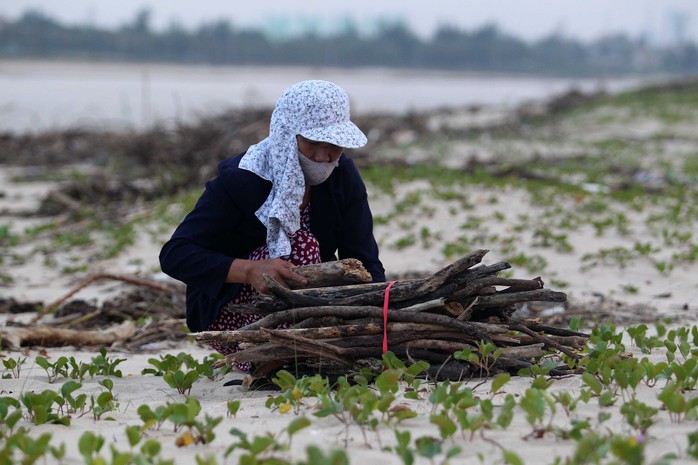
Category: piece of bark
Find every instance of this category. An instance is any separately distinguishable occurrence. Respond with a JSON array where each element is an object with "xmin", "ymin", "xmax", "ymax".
[
  {"xmin": 288, "ymin": 259, "xmax": 372, "ymax": 289},
  {"xmin": 0, "ymin": 321, "xmax": 136, "ymax": 349}
]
